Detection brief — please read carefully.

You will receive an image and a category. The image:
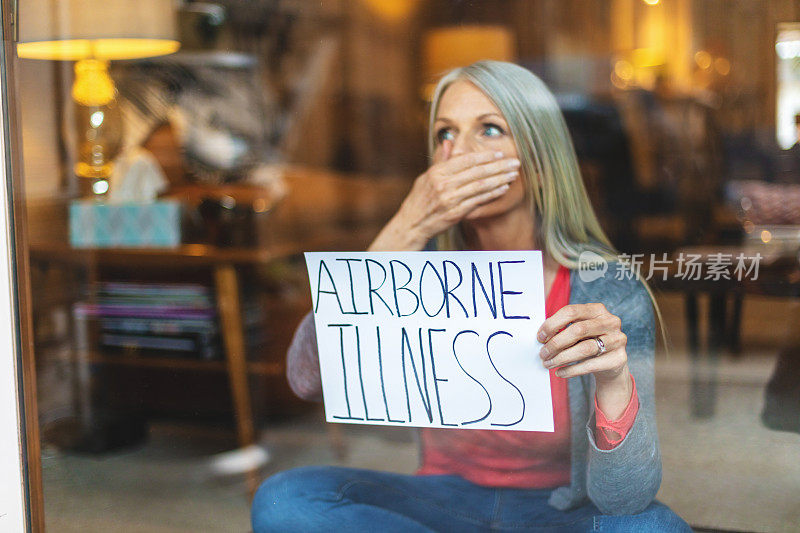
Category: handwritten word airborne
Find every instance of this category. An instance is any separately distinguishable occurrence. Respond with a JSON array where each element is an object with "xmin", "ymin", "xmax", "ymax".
[{"xmin": 314, "ymin": 258, "xmax": 531, "ymax": 320}]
